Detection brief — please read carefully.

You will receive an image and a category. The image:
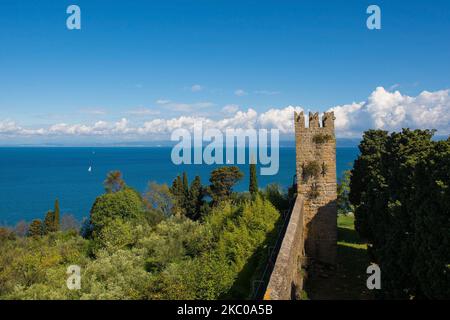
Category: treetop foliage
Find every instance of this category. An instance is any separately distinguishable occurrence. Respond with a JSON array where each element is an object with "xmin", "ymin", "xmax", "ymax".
[
  {"xmin": 208, "ymin": 166, "xmax": 244, "ymax": 204},
  {"xmin": 350, "ymin": 129, "xmax": 450, "ymax": 299},
  {"xmin": 104, "ymin": 170, "xmax": 126, "ymax": 193}
]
